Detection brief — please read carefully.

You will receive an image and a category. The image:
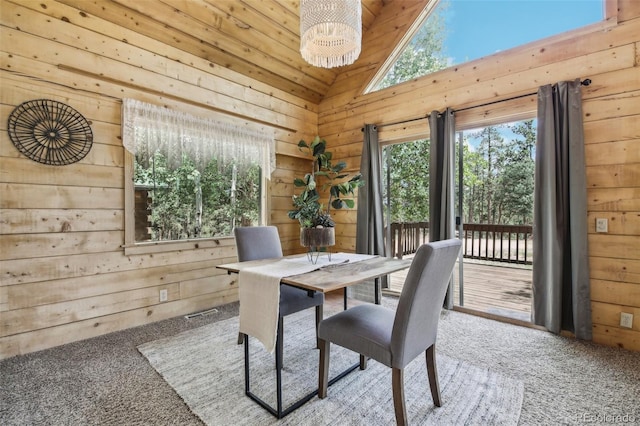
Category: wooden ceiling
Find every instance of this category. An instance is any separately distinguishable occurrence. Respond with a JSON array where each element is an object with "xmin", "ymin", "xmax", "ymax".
[{"xmin": 59, "ymin": 0, "xmax": 389, "ymax": 104}]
